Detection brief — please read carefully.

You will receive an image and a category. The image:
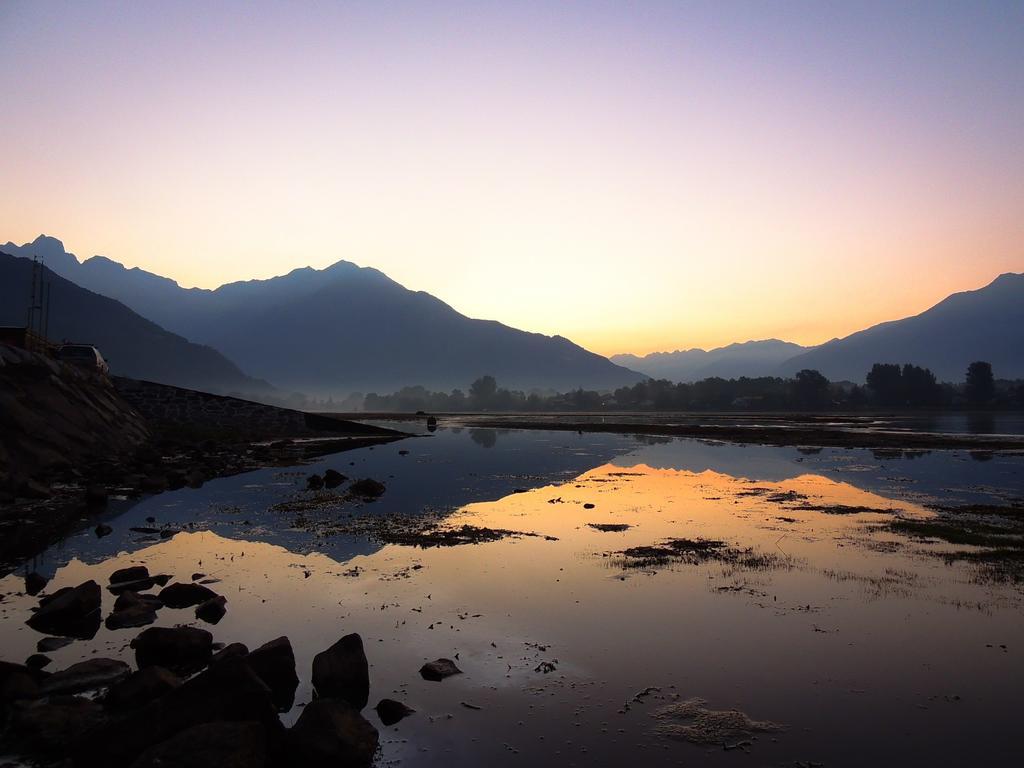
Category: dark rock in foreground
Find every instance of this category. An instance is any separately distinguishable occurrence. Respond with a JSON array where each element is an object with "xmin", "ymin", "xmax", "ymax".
[
  {"xmin": 375, "ymin": 698, "xmax": 415, "ymax": 726},
  {"xmin": 106, "ymin": 603, "xmax": 158, "ymax": 630},
  {"xmin": 76, "ymin": 657, "xmax": 281, "ymax": 768},
  {"xmin": 26, "ymin": 580, "xmax": 101, "ymax": 639},
  {"xmin": 307, "ymin": 473, "xmax": 324, "ymax": 490},
  {"xmin": 9, "ymin": 695, "xmax": 106, "ymax": 760},
  {"xmin": 133, "ymin": 626, "xmax": 213, "ymax": 673},
  {"xmin": 0, "ymin": 660, "xmax": 40, "ymax": 710},
  {"xmin": 110, "ymin": 565, "xmax": 150, "ymax": 584},
  {"xmin": 420, "ymin": 658, "xmax": 462, "ymax": 681},
  {"xmin": 246, "ymin": 636, "xmax": 299, "ymax": 712},
  {"xmin": 158, "ymin": 581, "xmax": 219, "ymax": 608},
  {"xmin": 195, "ymin": 595, "xmax": 228, "ymax": 624},
  {"xmin": 104, "ymin": 666, "xmax": 183, "ymax": 711},
  {"xmin": 311, "ymin": 633, "xmax": 370, "ymax": 709},
  {"xmin": 25, "ymin": 571, "xmax": 48, "ymax": 596},
  {"xmin": 40, "ymin": 658, "xmax": 130, "ymax": 696},
  {"xmin": 287, "ymin": 698, "xmax": 378, "ymax": 768},
  {"xmin": 127, "ymin": 720, "xmax": 268, "ymax": 768},
  {"xmin": 37, "ymin": 636, "xmax": 73, "ymax": 653}
]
